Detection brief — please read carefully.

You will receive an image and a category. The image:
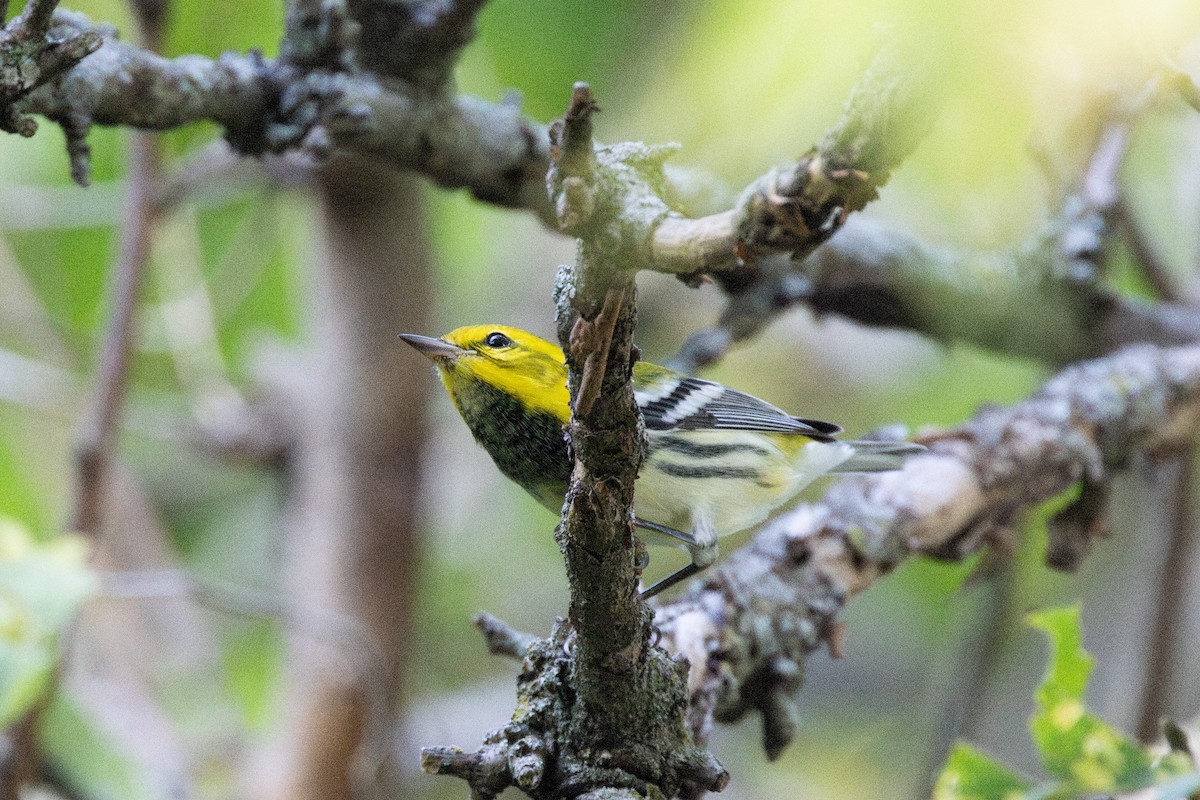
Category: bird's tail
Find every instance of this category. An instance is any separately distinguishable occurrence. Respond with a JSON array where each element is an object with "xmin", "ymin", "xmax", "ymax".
[{"xmin": 833, "ymin": 439, "xmax": 925, "ymax": 473}]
